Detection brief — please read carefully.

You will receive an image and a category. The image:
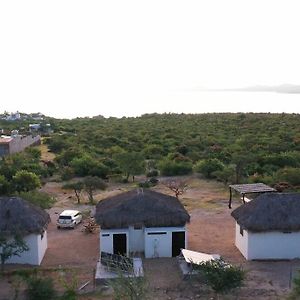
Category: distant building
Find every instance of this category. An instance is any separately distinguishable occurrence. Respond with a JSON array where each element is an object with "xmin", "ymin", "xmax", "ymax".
[
  {"xmin": 6, "ymin": 112, "xmax": 21, "ymax": 121},
  {"xmin": 0, "ymin": 134, "xmax": 41, "ymax": 157},
  {"xmin": 29, "ymin": 123, "xmax": 52, "ymax": 135}
]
